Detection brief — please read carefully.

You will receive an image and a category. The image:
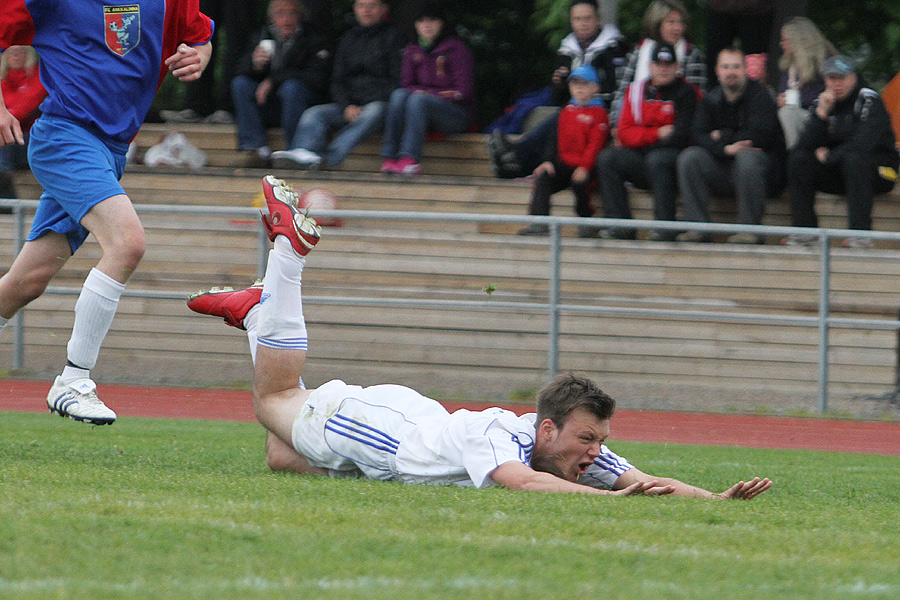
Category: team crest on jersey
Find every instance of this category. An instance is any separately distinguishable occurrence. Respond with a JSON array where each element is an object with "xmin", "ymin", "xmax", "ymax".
[{"xmin": 104, "ymin": 5, "xmax": 141, "ymax": 57}]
